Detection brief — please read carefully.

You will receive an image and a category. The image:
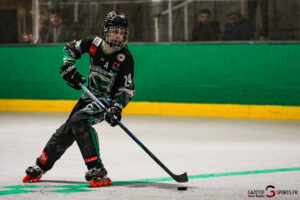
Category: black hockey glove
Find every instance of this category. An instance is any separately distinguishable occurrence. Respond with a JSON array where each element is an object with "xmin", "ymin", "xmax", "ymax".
[
  {"xmin": 60, "ymin": 64, "xmax": 86, "ymax": 90},
  {"xmin": 104, "ymin": 101, "xmax": 122, "ymax": 127}
]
